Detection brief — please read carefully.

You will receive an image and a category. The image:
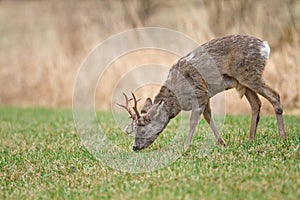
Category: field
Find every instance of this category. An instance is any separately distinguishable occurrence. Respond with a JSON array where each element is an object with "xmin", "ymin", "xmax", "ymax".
[{"xmin": 0, "ymin": 107, "xmax": 299, "ymax": 199}]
